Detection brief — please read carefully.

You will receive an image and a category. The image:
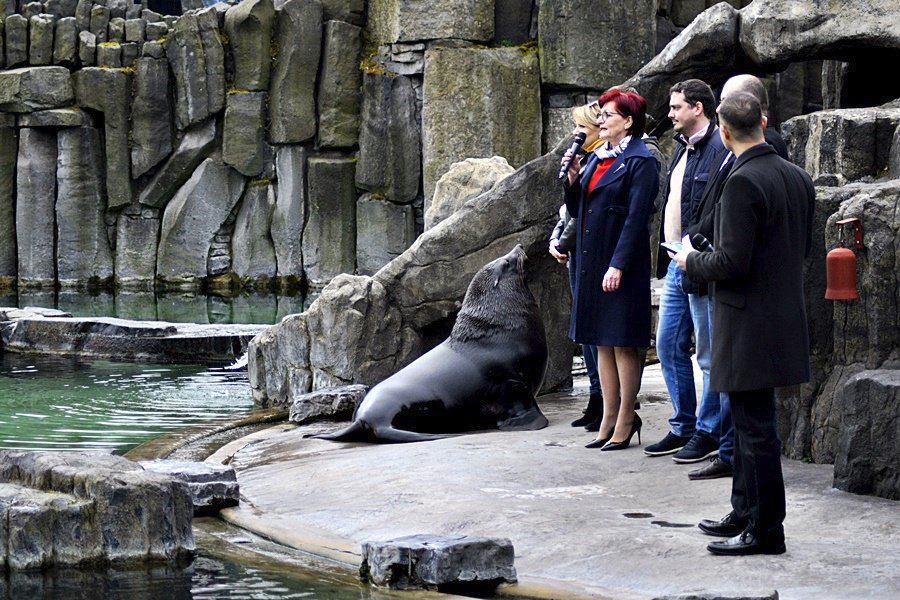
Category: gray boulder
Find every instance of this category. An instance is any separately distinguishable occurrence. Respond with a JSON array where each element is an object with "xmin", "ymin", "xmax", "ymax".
[
  {"xmin": 125, "ymin": 17, "xmax": 145, "ymax": 42},
  {"xmin": 108, "ymin": 16, "xmax": 125, "ymax": 42},
  {"xmin": 302, "ymin": 156, "xmax": 357, "ymax": 287},
  {"xmin": 15, "ymin": 128, "xmax": 57, "ymax": 287},
  {"xmin": 740, "ymin": 0, "xmax": 900, "ymax": 68},
  {"xmin": 89, "ymin": 4, "xmax": 109, "ymax": 42},
  {"xmin": 0, "ymin": 124, "xmax": 15, "ymax": 286},
  {"xmin": 138, "ymin": 460, "xmax": 239, "ymax": 514},
  {"xmin": 0, "ymin": 66, "xmax": 74, "ymax": 112},
  {"xmin": 74, "ymin": 0, "xmax": 92, "ymax": 30},
  {"xmin": 316, "ymin": 19, "xmax": 361, "ymax": 148},
  {"xmin": 268, "ymin": 0, "xmax": 322, "ymax": 144},
  {"xmin": 231, "ymin": 182, "xmax": 277, "ymax": 281},
  {"xmin": 145, "ymin": 20, "xmax": 168, "ymax": 40},
  {"xmin": 366, "ymin": 0, "xmax": 492, "ymax": 45},
  {"xmin": 537, "ymin": 0, "xmax": 656, "ymax": 89},
  {"xmin": 223, "ymin": 91, "xmax": 267, "ymax": 177},
  {"xmin": 115, "ymin": 204, "xmax": 161, "ymax": 286},
  {"xmin": 5, "ymin": 15, "xmax": 28, "ymax": 67},
  {"xmin": 287, "ymin": 384, "xmax": 367, "ymax": 422},
  {"xmin": 356, "ymin": 72, "xmax": 421, "ymax": 203},
  {"xmin": 356, "ymin": 194, "xmax": 417, "ymax": 276},
  {"xmin": 223, "ymin": 0, "xmax": 275, "ymax": 91},
  {"xmin": 782, "ymin": 107, "xmax": 900, "ymax": 186},
  {"xmin": 422, "ymin": 46, "xmax": 541, "ymax": 202},
  {"xmin": 425, "ymin": 156, "xmax": 515, "ymax": 230},
  {"xmin": 78, "ymin": 30, "xmax": 96, "ymax": 66},
  {"xmin": 139, "ymin": 118, "xmax": 218, "ymax": 209},
  {"xmin": 29, "ymin": 14, "xmax": 55, "ymax": 65},
  {"xmin": 271, "ymin": 144, "xmax": 307, "ymax": 281},
  {"xmin": 96, "ymin": 41, "xmax": 122, "ymax": 67},
  {"xmin": 0, "ymin": 451, "xmax": 195, "ymax": 568},
  {"xmin": 131, "ymin": 56, "xmax": 174, "ymax": 178},
  {"xmin": 166, "ymin": 8, "xmax": 225, "ymax": 130},
  {"xmin": 55, "ymin": 126, "xmax": 114, "ymax": 286},
  {"xmin": 73, "ymin": 67, "xmax": 132, "ymax": 208},
  {"xmin": 248, "ymin": 152, "xmax": 572, "ymax": 406},
  {"xmin": 833, "ymin": 370, "xmax": 900, "ymax": 500},
  {"xmin": 44, "ymin": 0, "xmax": 78, "ymax": 18},
  {"xmin": 360, "ymin": 534, "xmax": 516, "ymax": 591},
  {"xmin": 52, "ymin": 16, "xmax": 78, "ymax": 65},
  {"xmin": 156, "ymin": 157, "xmax": 246, "ymax": 285}
]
